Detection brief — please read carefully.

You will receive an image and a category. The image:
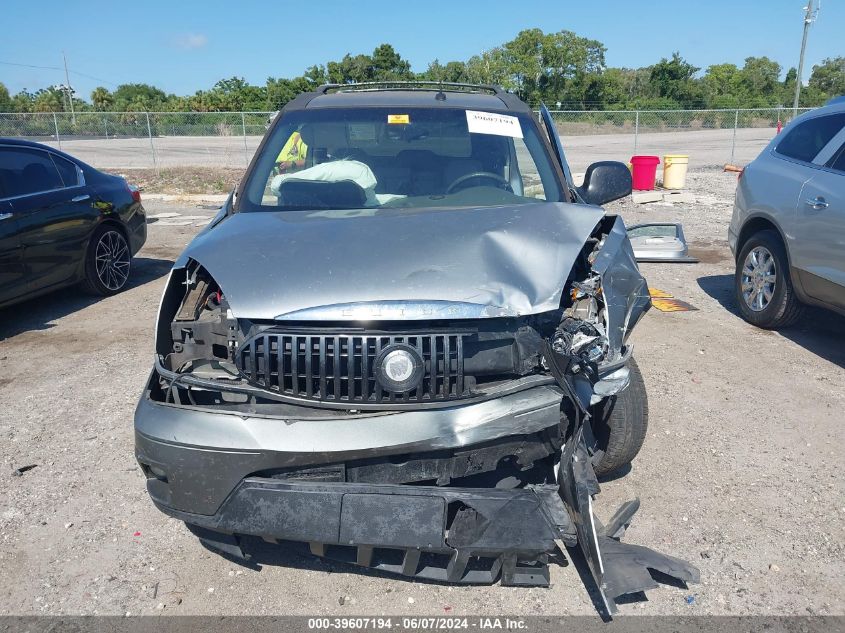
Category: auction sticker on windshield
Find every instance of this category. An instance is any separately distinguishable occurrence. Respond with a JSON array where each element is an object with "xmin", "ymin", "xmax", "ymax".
[{"xmin": 466, "ymin": 110, "xmax": 523, "ymax": 138}]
